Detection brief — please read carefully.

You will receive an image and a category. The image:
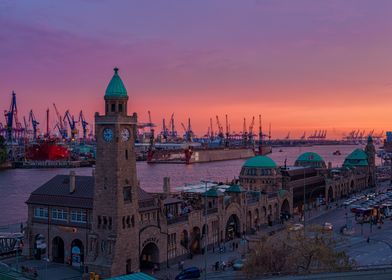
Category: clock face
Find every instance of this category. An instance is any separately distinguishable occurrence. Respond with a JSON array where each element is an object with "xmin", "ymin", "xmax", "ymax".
[
  {"xmin": 121, "ymin": 128, "xmax": 130, "ymax": 141},
  {"xmin": 103, "ymin": 128, "xmax": 113, "ymax": 142}
]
